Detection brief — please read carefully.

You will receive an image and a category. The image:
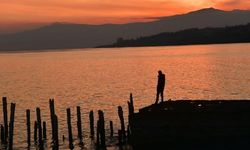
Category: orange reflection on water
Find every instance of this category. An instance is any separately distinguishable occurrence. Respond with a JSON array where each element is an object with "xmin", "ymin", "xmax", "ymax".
[{"xmin": 0, "ymin": 43, "xmax": 250, "ymax": 149}]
